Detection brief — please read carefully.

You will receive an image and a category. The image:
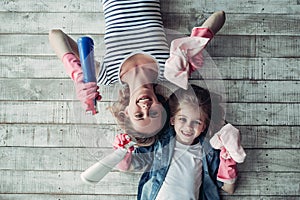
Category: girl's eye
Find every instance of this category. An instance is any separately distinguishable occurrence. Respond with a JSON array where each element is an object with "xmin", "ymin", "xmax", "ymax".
[
  {"xmin": 178, "ymin": 117, "xmax": 186, "ymax": 122},
  {"xmin": 192, "ymin": 121, "xmax": 202, "ymax": 126}
]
